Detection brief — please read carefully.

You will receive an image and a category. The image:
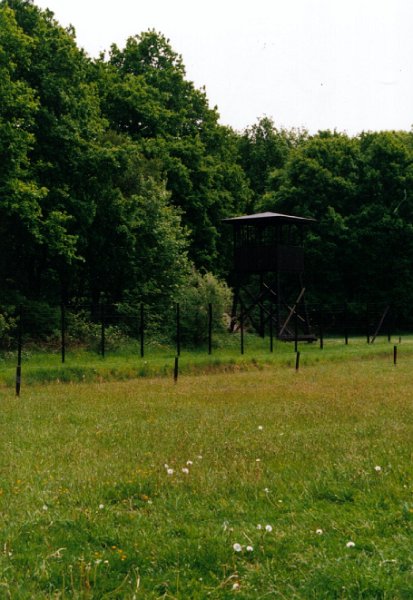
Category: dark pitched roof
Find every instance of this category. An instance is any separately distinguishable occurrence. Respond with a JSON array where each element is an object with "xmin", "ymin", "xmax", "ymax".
[{"xmin": 222, "ymin": 211, "xmax": 315, "ymax": 225}]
